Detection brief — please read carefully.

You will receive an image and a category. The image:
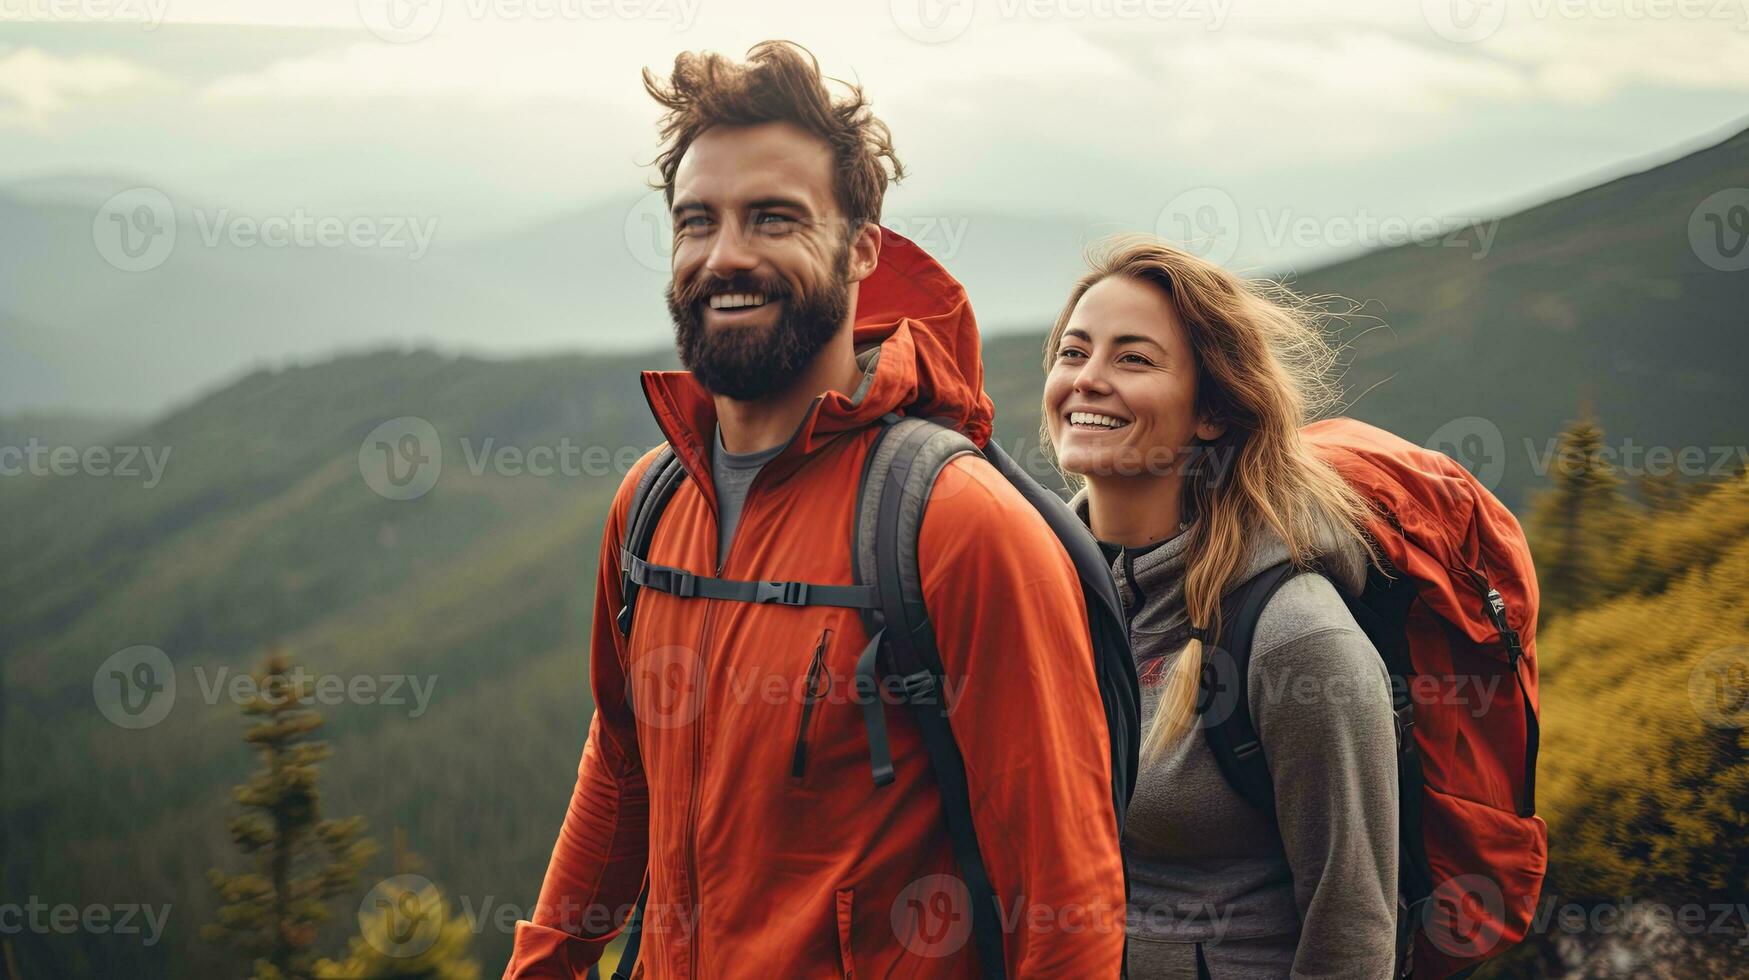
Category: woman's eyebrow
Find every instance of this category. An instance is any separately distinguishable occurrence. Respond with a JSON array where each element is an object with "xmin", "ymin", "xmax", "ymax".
[
  {"xmin": 1063, "ymin": 328, "xmax": 1167, "ymax": 351},
  {"xmin": 1112, "ymin": 333, "xmax": 1167, "ymax": 350}
]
